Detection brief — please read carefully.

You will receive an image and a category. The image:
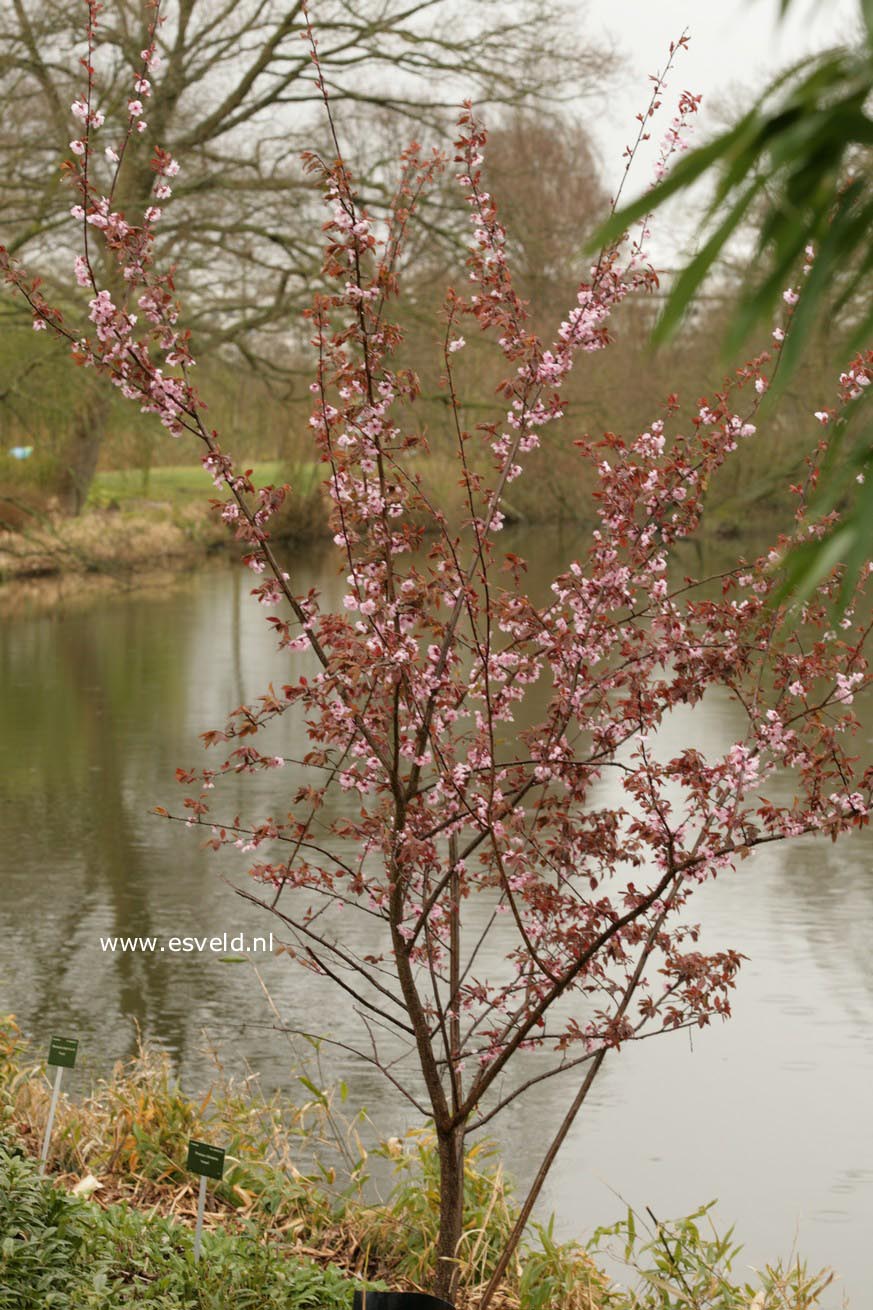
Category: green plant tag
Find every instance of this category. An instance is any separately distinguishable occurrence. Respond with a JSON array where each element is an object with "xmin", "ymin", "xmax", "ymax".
[
  {"xmin": 186, "ymin": 1140, "xmax": 225, "ymax": 1180},
  {"xmin": 47, "ymin": 1036, "xmax": 78, "ymax": 1068}
]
